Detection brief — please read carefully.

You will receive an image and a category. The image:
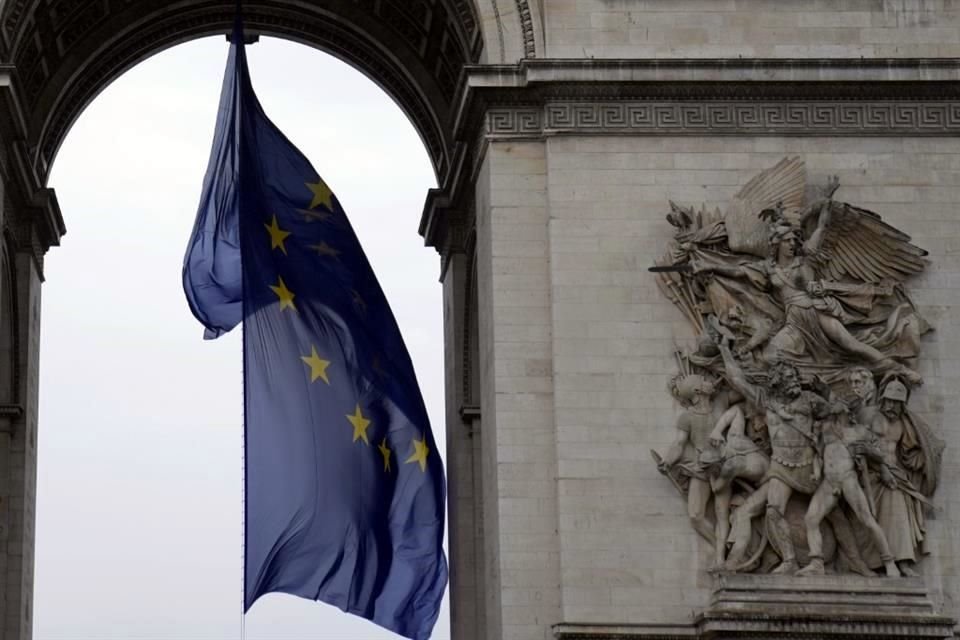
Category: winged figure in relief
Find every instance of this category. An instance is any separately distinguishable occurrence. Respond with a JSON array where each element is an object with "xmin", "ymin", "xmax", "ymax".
[{"xmin": 652, "ymin": 157, "xmax": 930, "ymax": 385}]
